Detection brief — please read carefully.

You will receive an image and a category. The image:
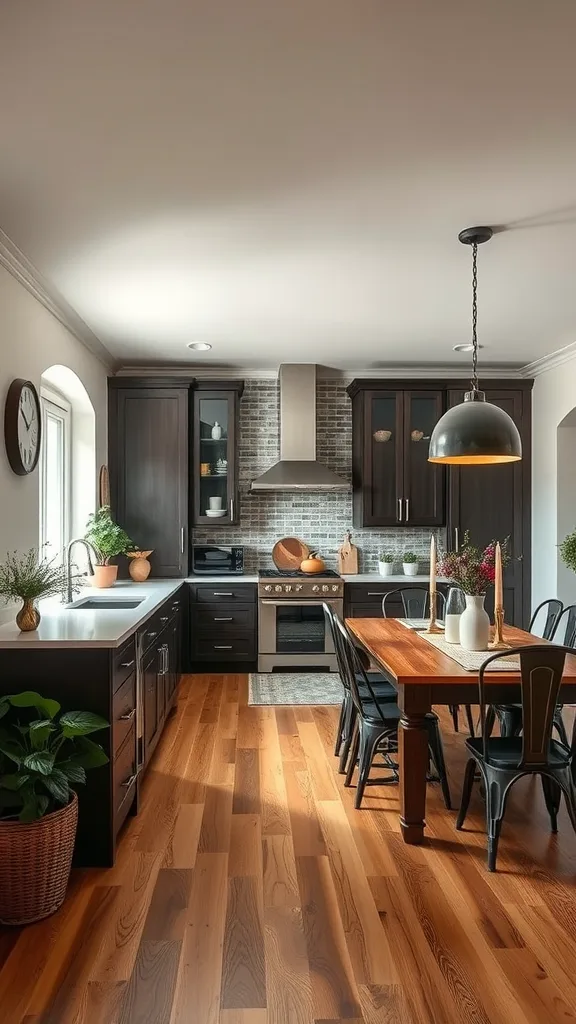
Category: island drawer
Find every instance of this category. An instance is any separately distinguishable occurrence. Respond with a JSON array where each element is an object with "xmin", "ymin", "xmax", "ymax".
[
  {"xmin": 112, "ymin": 637, "xmax": 136, "ymax": 691},
  {"xmin": 192, "ymin": 603, "xmax": 255, "ymax": 633},
  {"xmin": 112, "ymin": 672, "xmax": 137, "ymax": 755},
  {"xmin": 192, "ymin": 635, "xmax": 256, "ymax": 661},
  {"xmin": 113, "ymin": 730, "xmax": 137, "ymax": 827}
]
